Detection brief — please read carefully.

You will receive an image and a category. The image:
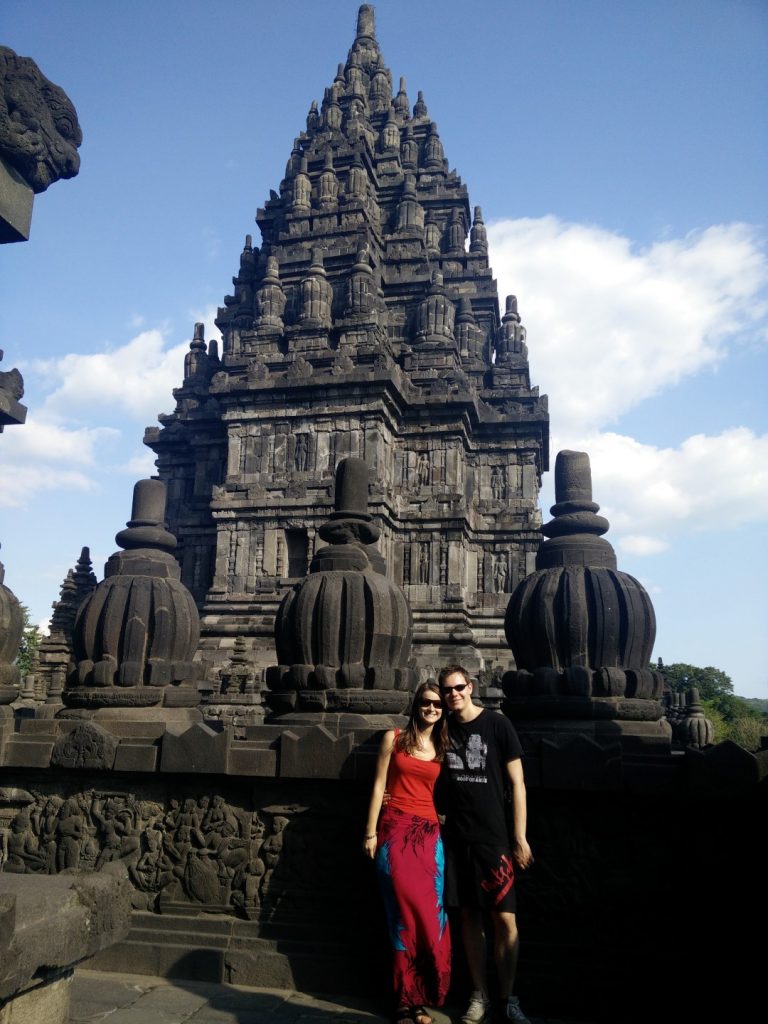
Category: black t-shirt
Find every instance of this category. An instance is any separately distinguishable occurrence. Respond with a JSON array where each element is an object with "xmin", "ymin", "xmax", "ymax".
[{"xmin": 440, "ymin": 709, "xmax": 524, "ymax": 846}]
